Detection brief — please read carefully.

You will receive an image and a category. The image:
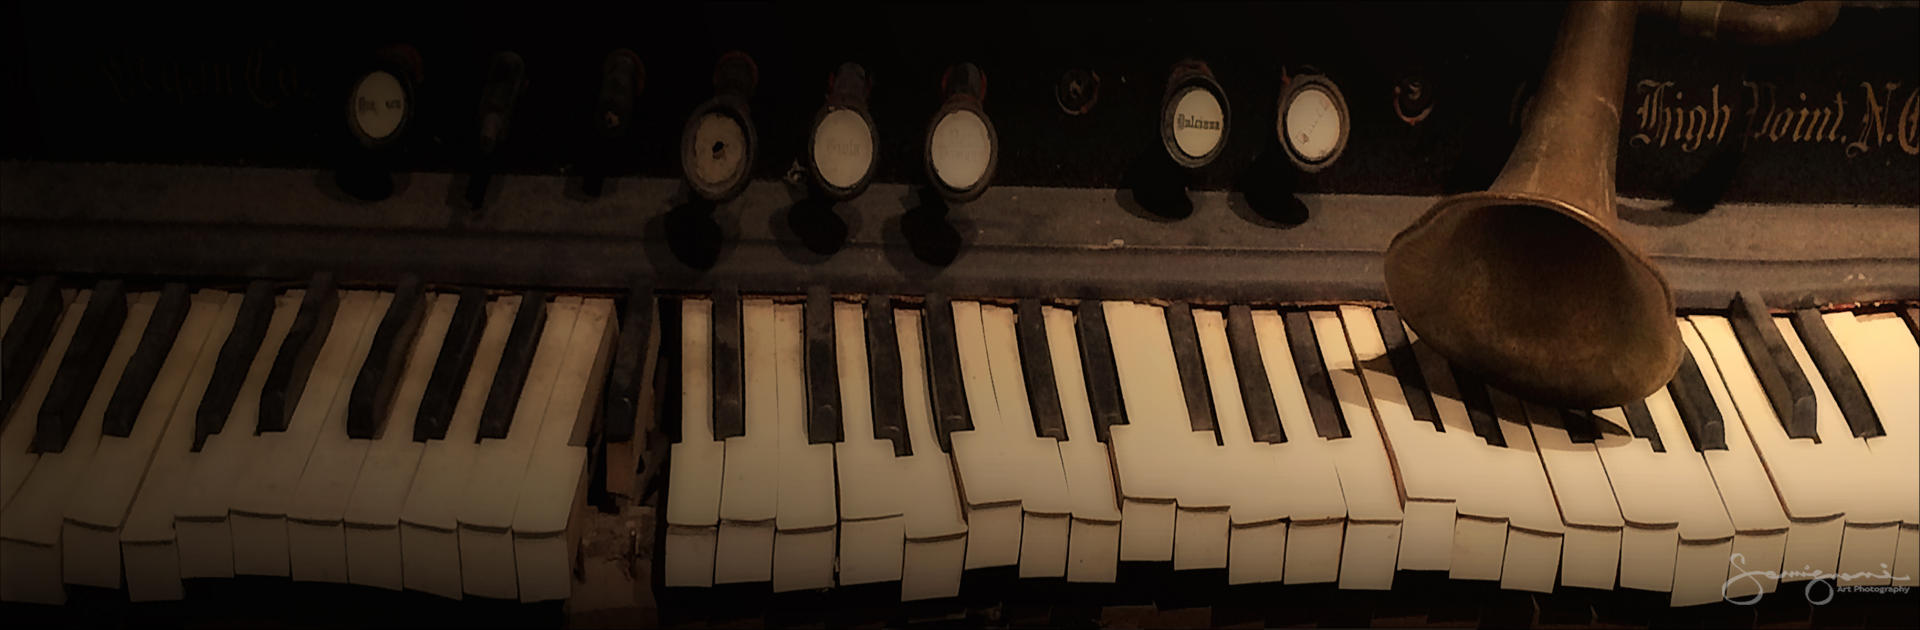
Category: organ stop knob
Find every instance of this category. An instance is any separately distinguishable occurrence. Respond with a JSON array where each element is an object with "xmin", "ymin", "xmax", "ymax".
[
  {"xmin": 681, "ymin": 51, "xmax": 758, "ymax": 203},
  {"xmin": 923, "ymin": 62, "xmax": 997, "ymax": 203},
  {"xmin": 1160, "ymin": 59, "xmax": 1230, "ymax": 168},
  {"xmin": 806, "ymin": 63, "xmax": 879, "ymax": 200}
]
